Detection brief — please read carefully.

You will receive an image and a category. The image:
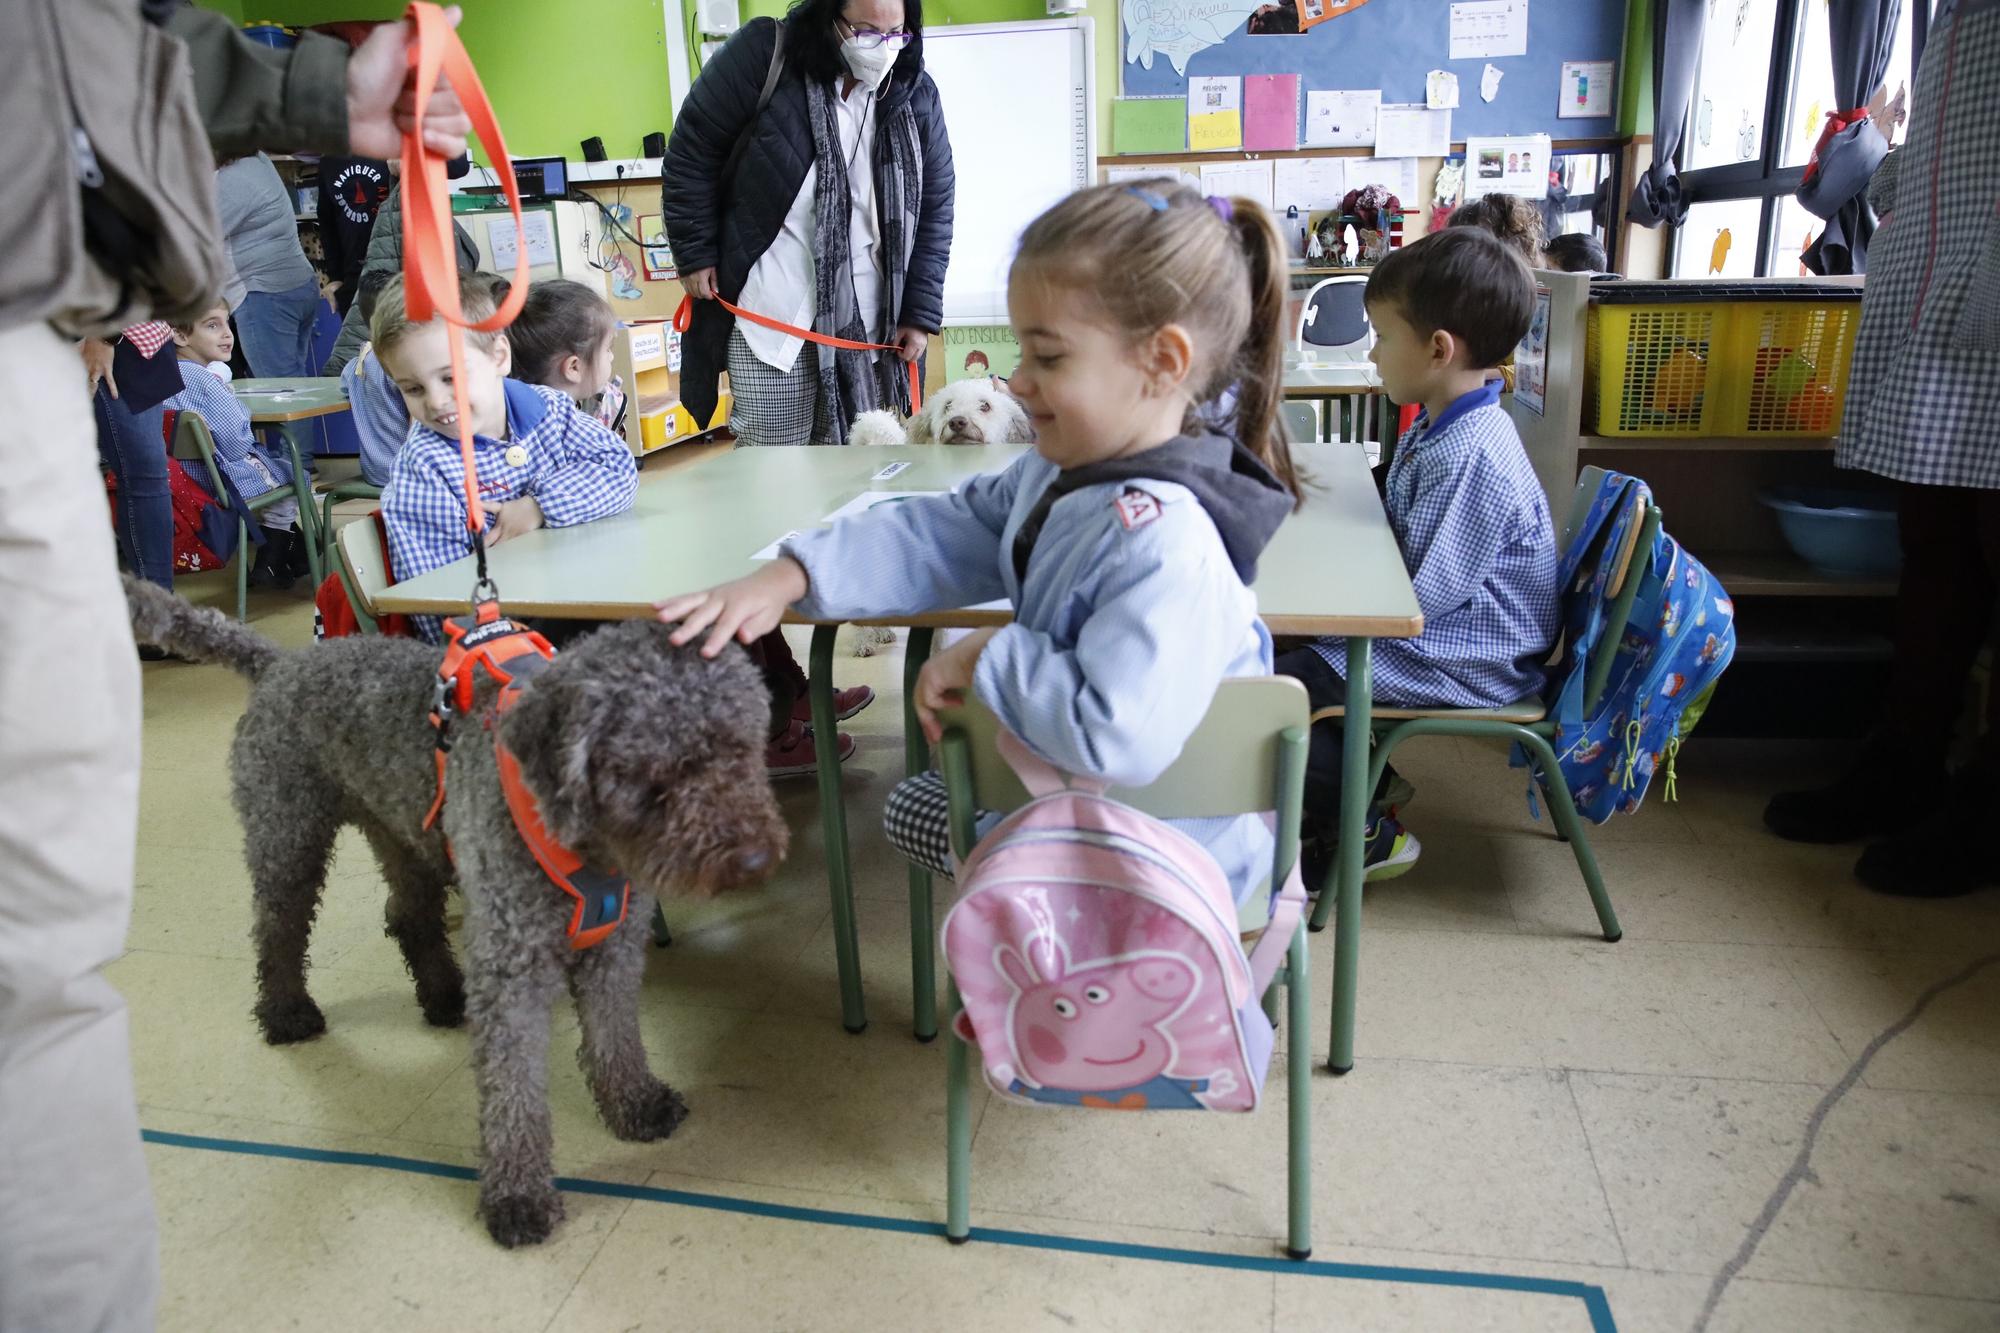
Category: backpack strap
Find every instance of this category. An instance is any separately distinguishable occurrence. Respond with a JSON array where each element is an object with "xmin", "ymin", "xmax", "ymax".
[
  {"xmin": 996, "ymin": 728, "xmax": 1107, "ymax": 798},
  {"xmin": 720, "ymin": 22, "xmax": 787, "ymax": 199},
  {"xmin": 1243, "ymin": 864, "xmax": 1307, "ymax": 996}
]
